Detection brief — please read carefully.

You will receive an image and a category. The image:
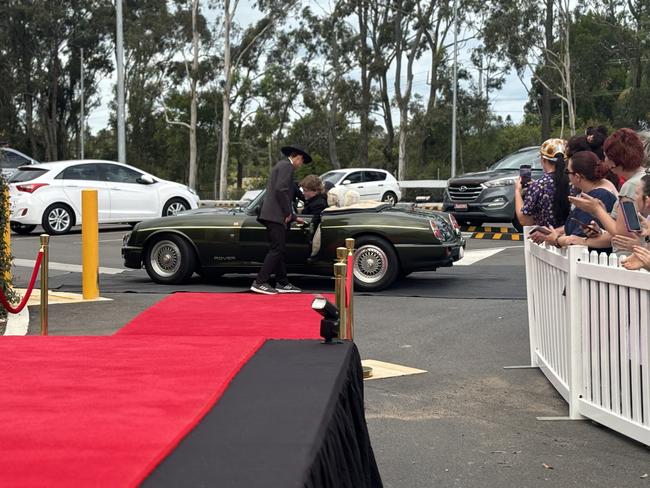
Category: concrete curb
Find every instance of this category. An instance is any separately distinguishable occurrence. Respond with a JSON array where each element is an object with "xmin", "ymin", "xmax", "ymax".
[{"xmin": 4, "ymin": 306, "xmax": 29, "ymax": 336}]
